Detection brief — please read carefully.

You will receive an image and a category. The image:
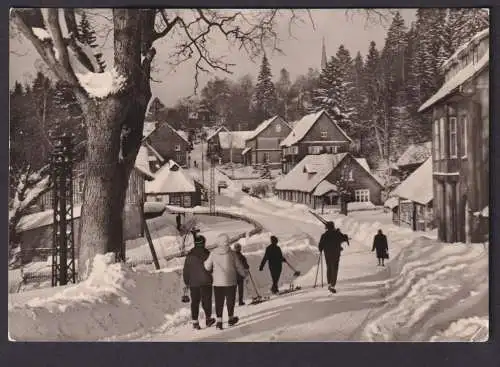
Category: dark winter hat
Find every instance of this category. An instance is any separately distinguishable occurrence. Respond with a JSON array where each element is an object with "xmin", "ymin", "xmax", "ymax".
[
  {"xmin": 325, "ymin": 221, "xmax": 335, "ymax": 230},
  {"xmin": 378, "ymin": 229, "xmax": 383, "ymax": 235},
  {"xmin": 234, "ymin": 243, "xmax": 242, "ymax": 251},
  {"xmin": 194, "ymin": 235, "xmax": 206, "ymax": 247},
  {"xmin": 270, "ymin": 235, "xmax": 278, "ymax": 245}
]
